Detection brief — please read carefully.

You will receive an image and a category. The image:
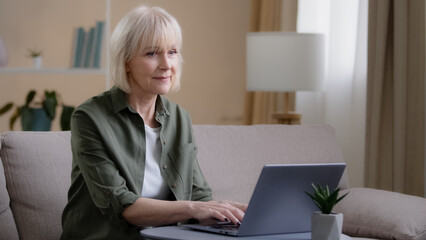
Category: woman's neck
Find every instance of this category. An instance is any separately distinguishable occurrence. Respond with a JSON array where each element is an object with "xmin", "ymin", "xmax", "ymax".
[{"xmin": 126, "ymin": 93, "xmax": 160, "ymax": 128}]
